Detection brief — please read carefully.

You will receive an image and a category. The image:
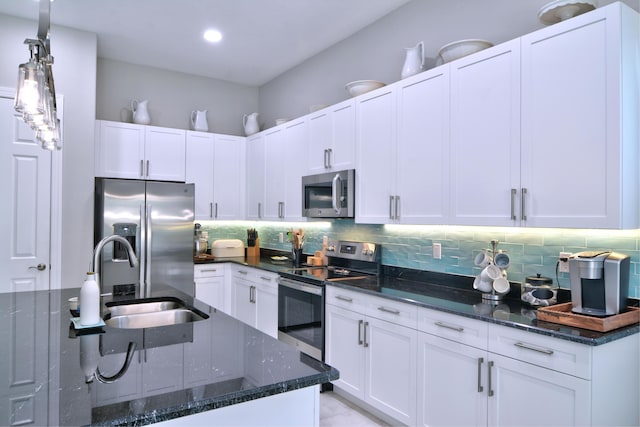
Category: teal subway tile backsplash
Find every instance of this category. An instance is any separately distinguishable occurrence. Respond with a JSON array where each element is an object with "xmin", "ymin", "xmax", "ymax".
[{"xmin": 200, "ymin": 220, "xmax": 640, "ymax": 298}]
